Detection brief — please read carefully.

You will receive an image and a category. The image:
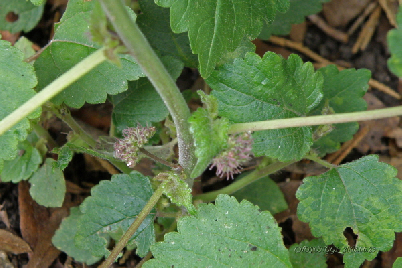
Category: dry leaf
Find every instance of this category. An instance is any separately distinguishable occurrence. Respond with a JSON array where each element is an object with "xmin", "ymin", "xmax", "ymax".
[
  {"xmin": 322, "ymin": 0, "xmax": 372, "ymax": 27},
  {"xmin": 0, "ymin": 229, "xmax": 31, "ymax": 254}
]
